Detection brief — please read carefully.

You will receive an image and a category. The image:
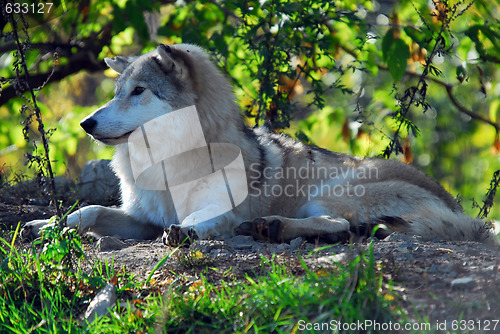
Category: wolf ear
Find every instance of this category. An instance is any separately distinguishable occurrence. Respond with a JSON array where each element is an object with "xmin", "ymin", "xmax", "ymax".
[
  {"xmin": 104, "ymin": 56, "xmax": 135, "ymax": 74},
  {"xmin": 156, "ymin": 44, "xmax": 190, "ymax": 80}
]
